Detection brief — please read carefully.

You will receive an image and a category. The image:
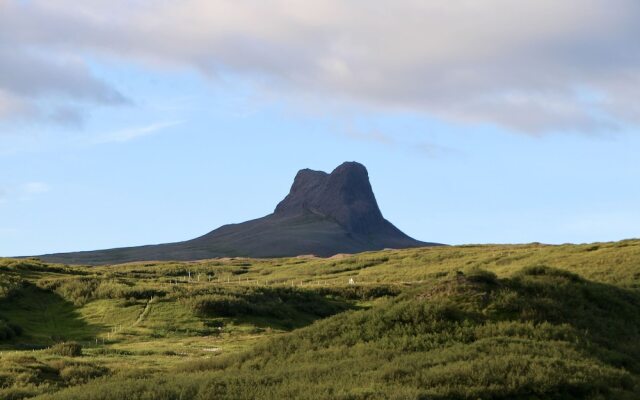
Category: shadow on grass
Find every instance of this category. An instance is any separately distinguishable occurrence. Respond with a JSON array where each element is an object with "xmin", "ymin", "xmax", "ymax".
[
  {"xmin": 188, "ymin": 287, "xmax": 358, "ymax": 332},
  {"xmin": 0, "ymin": 284, "xmax": 107, "ymax": 347}
]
